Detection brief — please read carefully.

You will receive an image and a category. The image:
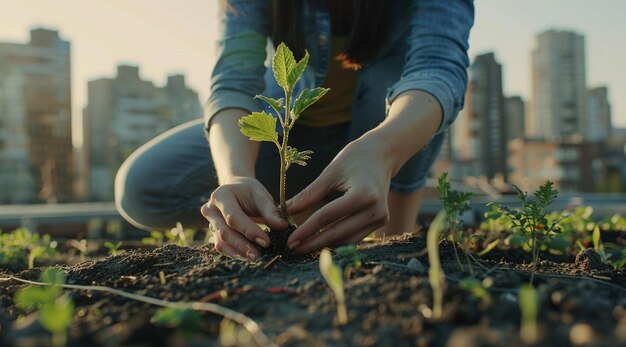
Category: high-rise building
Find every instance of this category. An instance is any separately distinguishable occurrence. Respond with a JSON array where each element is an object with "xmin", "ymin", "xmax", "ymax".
[
  {"xmin": 452, "ymin": 52, "xmax": 507, "ymax": 181},
  {"xmin": 0, "ymin": 28, "xmax": 73, "ymax": 203},
  {"xmin": 586, "ymin": 86, "xmax": 612, "ymax": 142},
  {"xmin": 505, "ymin": 96, "xmax": 525, "ymax": 141},
  {"xmin": 528, "ymin": 30, "xmax": 586, "ymax": 141},
  {"xmin": 82, "ymin": 66, "xmax": 202, "ymax": 201}
]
